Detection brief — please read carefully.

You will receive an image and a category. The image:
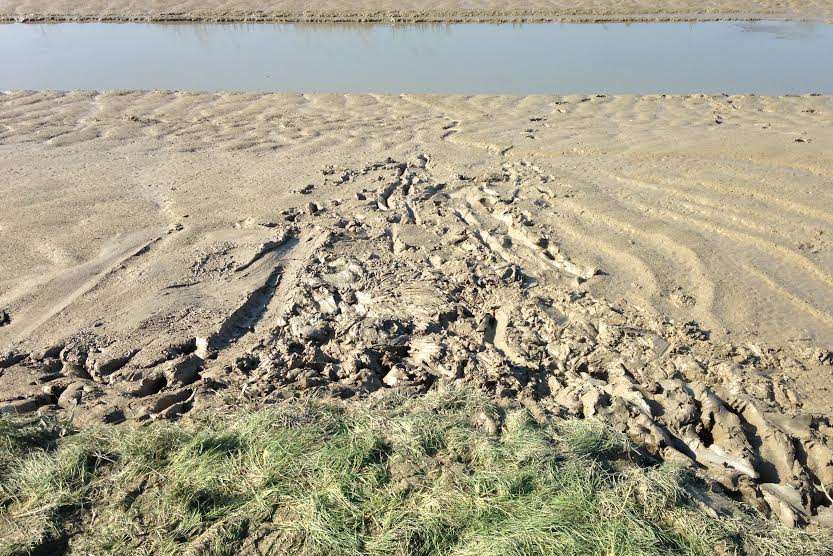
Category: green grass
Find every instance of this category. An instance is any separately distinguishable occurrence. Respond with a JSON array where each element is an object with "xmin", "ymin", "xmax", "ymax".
[{"xmin": 0, "ymin": 388, "xmax": 829, "ymax": 556}]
